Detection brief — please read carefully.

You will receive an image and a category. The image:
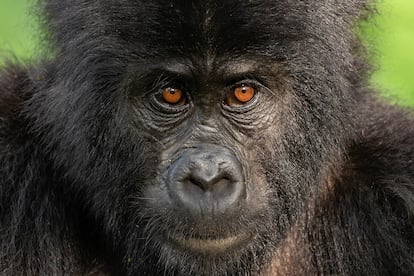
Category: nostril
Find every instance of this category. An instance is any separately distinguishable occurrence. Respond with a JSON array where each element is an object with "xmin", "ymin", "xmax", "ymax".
[
  {"xmin": 186, "ymin": 176, "xmax": 206, "ymax": 192},
  {"xmin": 187, "ymin": 175, "xmax": 232, "ymax": 192}
]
